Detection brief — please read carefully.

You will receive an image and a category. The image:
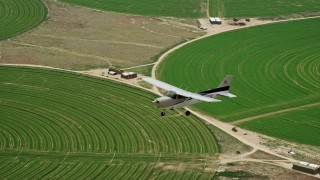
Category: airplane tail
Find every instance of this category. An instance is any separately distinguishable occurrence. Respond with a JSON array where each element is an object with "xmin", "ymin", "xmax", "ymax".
[
  {"xmin": 216, "ymin": 75, "xmax": 236, "ymax": 98},
  {"xmin": 218, "ymin": 75, "xmax": 232, "ymax": 88},
  {"xmin": 199, "ymin": 75, "xmax": 236, "ymax": 98}
]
